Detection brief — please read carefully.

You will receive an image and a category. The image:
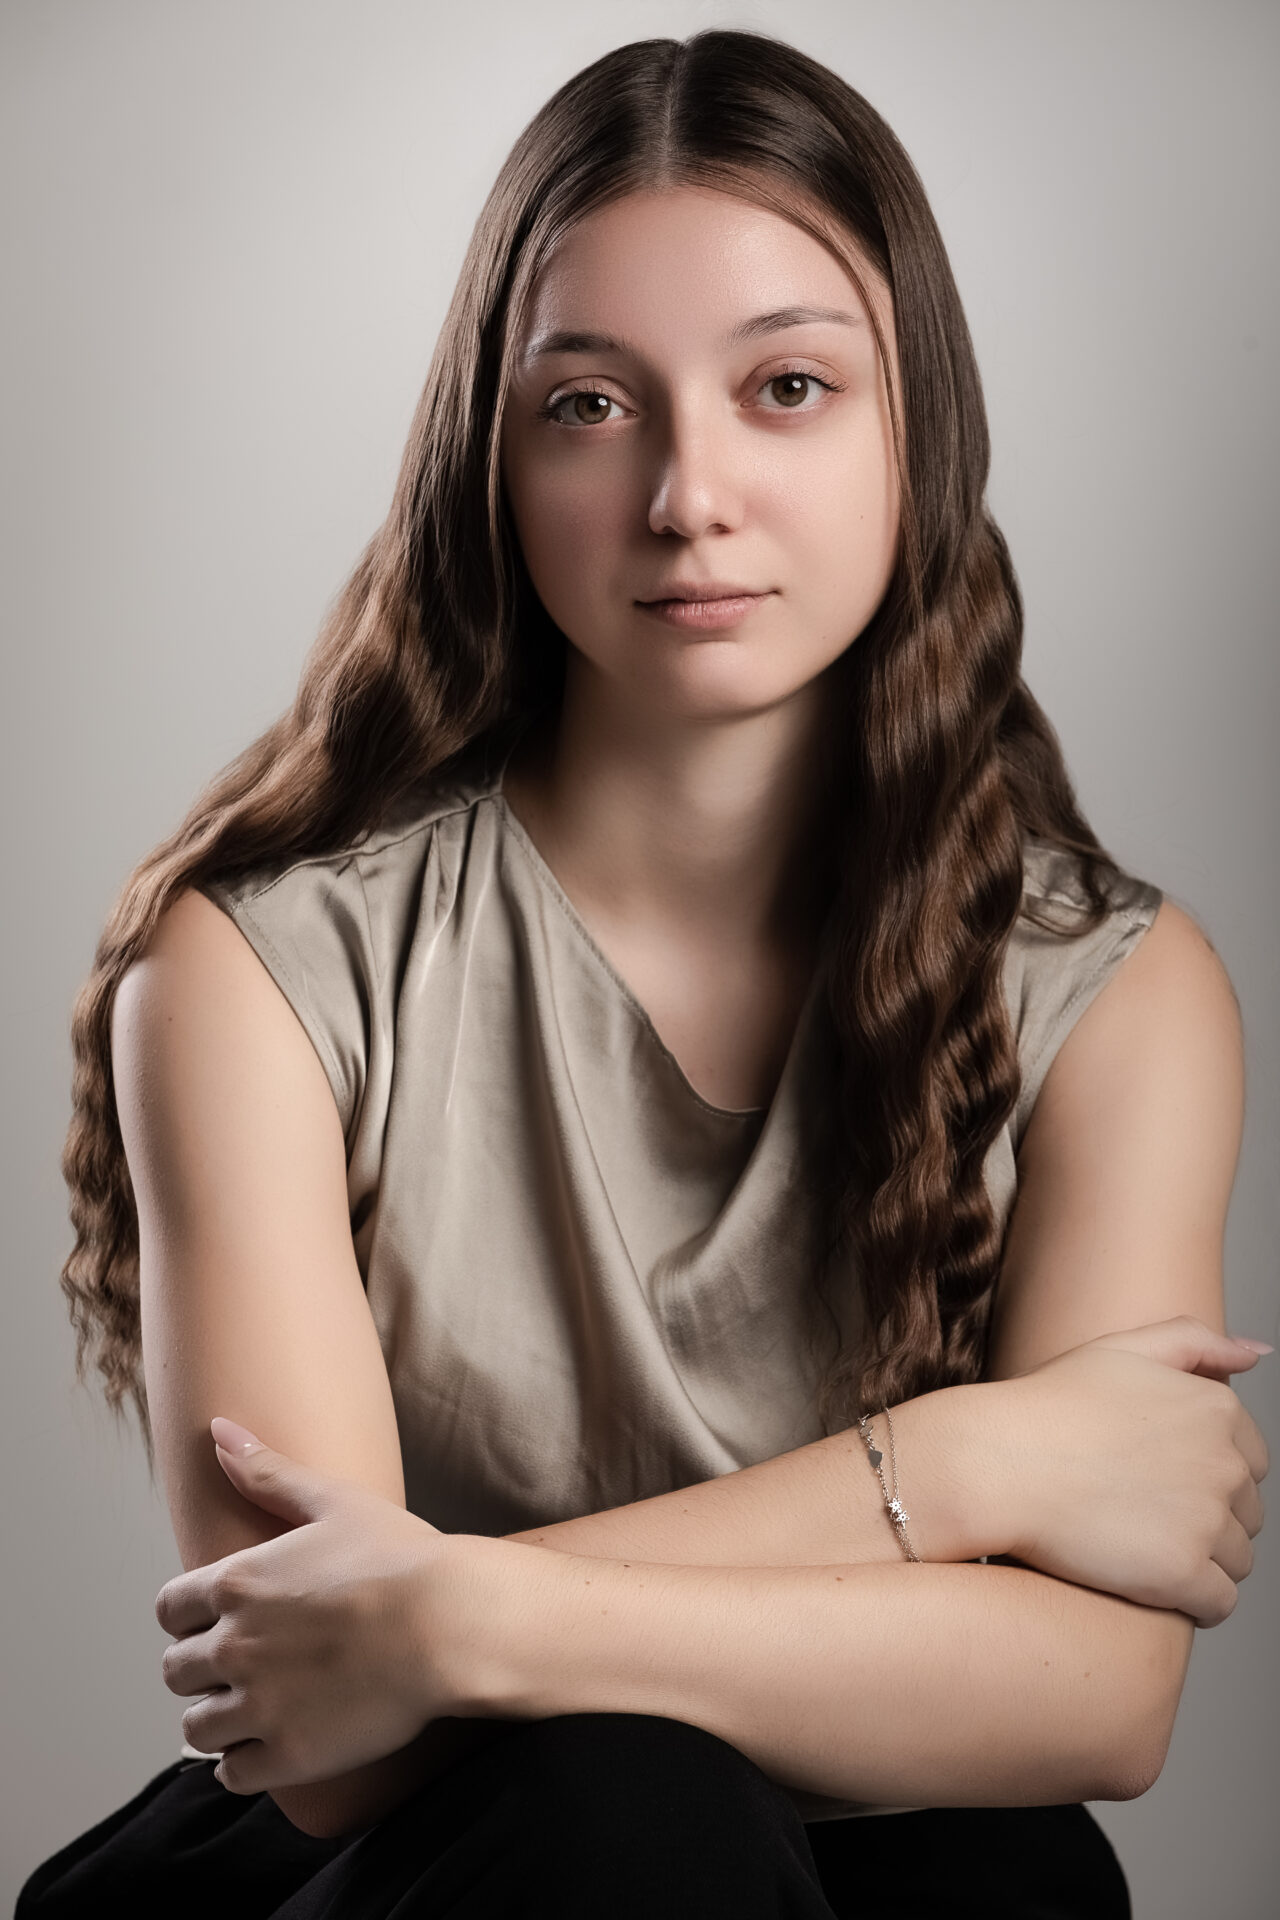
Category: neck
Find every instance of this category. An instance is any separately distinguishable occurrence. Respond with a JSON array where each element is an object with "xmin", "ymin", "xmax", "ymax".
[{"xmin": 501, "ymin": 661, "xmax": 837, "ymax": 961}]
